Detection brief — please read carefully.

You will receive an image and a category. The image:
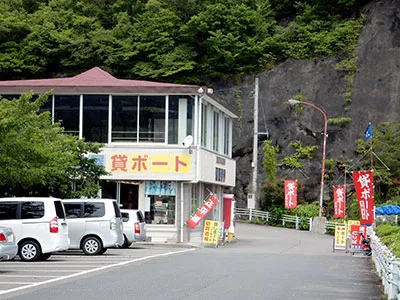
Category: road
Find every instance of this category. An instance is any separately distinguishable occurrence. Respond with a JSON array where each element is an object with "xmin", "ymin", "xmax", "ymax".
[{"xmin": 0, "ymin": 223, "xmax": 383, "ymax": 300}]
